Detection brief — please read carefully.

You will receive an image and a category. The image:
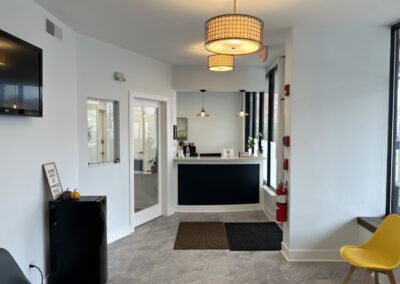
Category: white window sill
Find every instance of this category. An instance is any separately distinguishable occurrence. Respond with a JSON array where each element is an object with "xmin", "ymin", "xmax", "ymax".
[
  {"xmin": 88, "ymin": 161, "xmax": 120, "ymax": 168},
  {"xmin": 263, "ymin": 185, "xmax": 276, "ymax": 197}
]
